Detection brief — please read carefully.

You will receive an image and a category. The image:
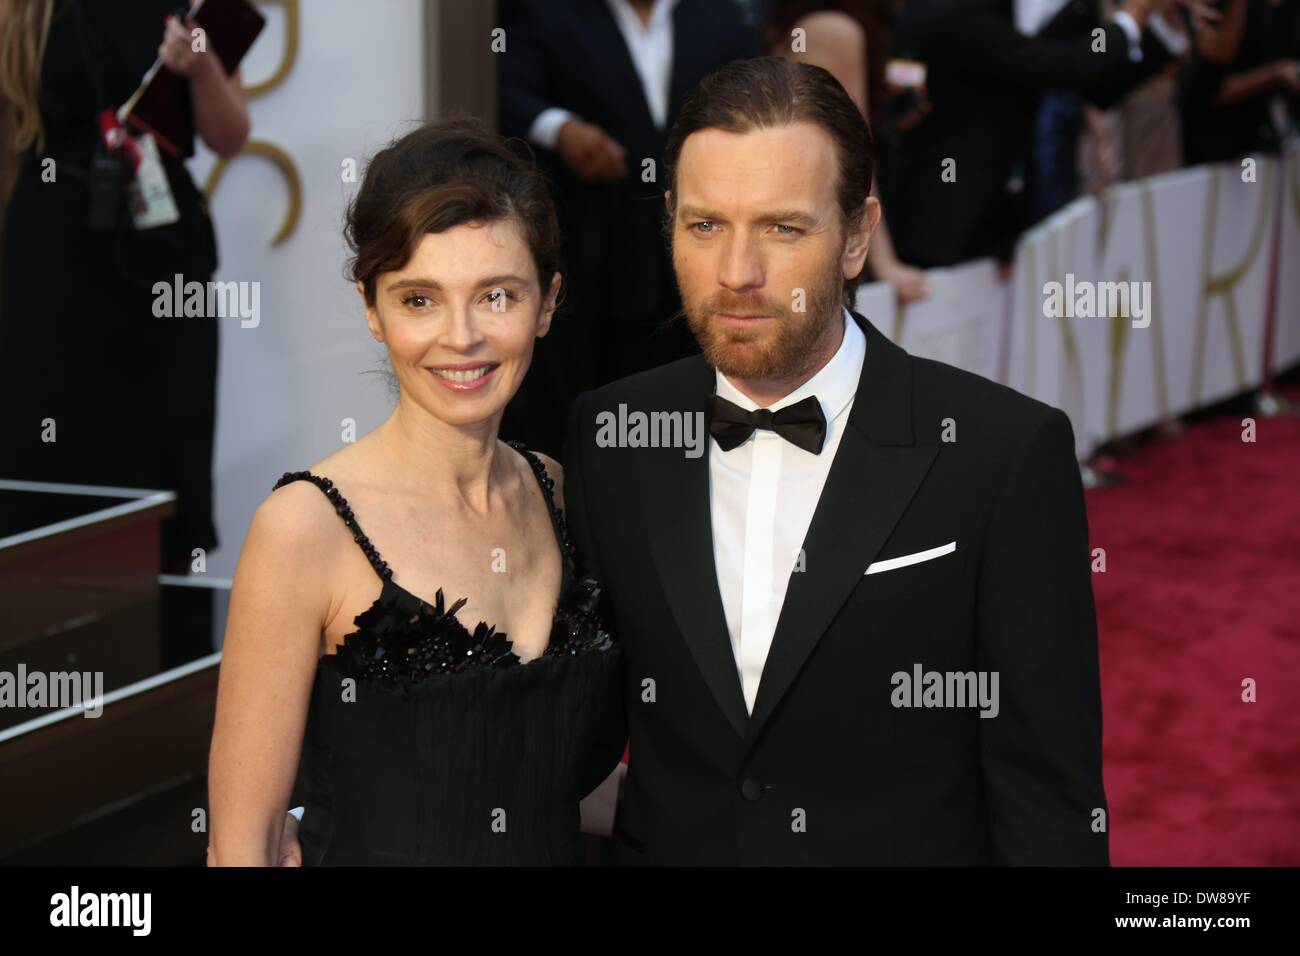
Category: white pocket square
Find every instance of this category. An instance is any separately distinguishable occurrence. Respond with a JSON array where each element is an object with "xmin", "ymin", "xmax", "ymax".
[{"xmin": 865, "ymin": 541, "xmax": 957, "ymax": 575}]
